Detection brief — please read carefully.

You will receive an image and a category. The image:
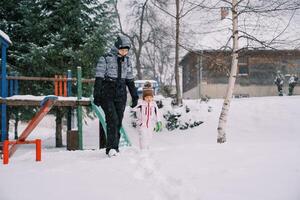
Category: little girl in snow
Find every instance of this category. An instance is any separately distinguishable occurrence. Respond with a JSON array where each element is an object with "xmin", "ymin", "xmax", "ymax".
[{"xmin": 134, "ymin": 82, "xmax": 162, "ymax": 150}]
